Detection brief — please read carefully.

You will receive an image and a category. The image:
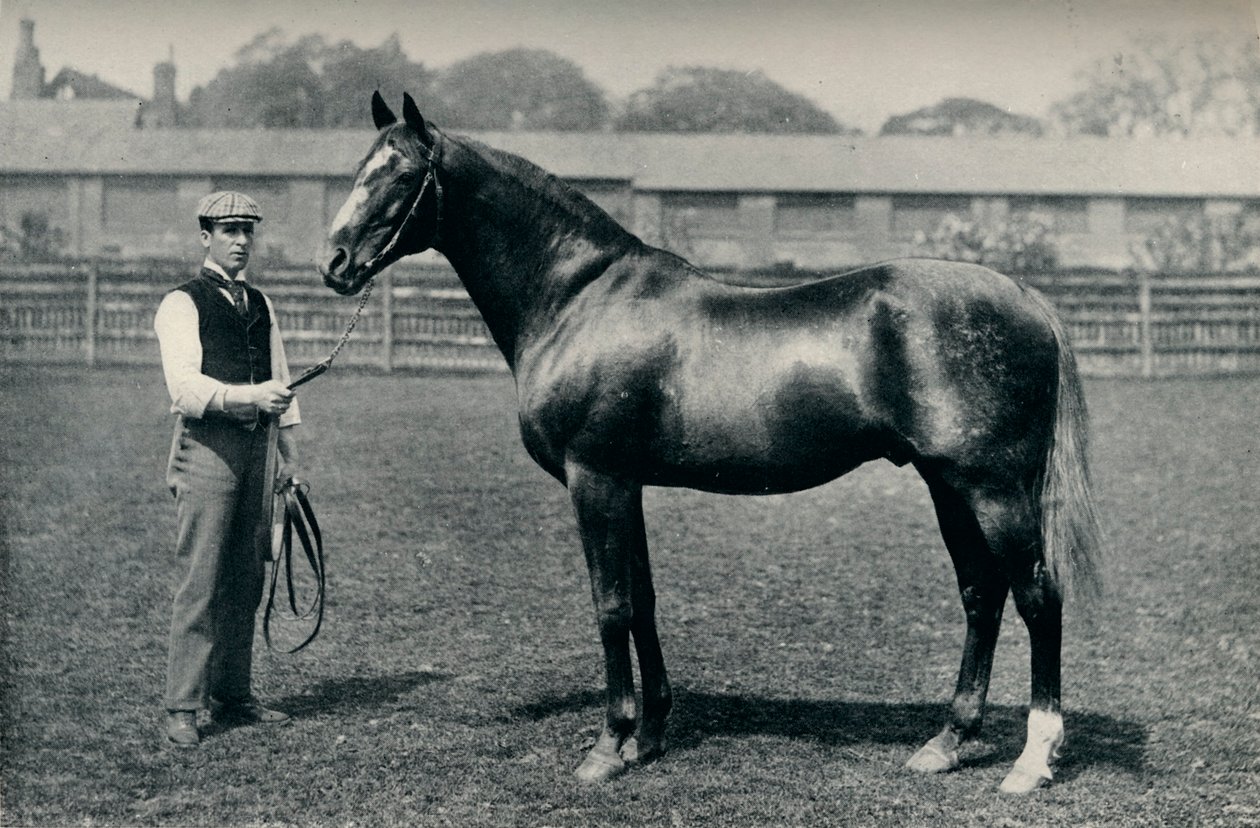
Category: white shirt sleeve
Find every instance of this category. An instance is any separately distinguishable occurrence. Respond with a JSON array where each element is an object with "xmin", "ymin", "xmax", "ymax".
[
  {"xmin": 264, "ymin": 292, "xmax": 302, "ymax": 428},
  {"xmin": 153, "ymin": 291, "xmax": 229, "ymax": 418}
]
